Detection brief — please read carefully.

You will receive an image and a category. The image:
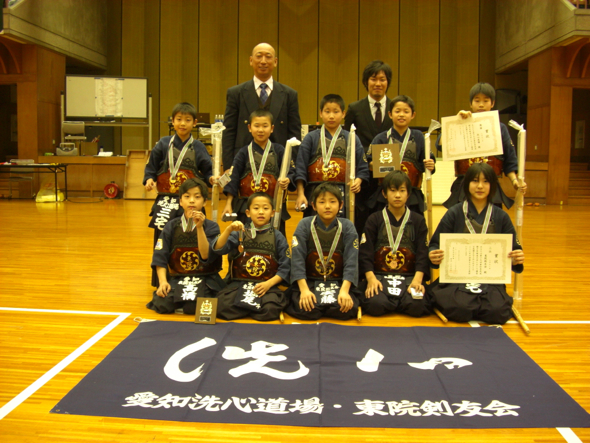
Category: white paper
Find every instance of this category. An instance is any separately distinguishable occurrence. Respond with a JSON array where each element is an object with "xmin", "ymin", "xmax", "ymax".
[
  {"xmin": 441, "ymin": 110, "xmax": 502, "ymax": 161},
  {"xmin": 439, "ymin": 233, "xmax": 512, "ymax": 284},
  {"xmin": 95, "ymin": 78, "xmax": 124, "ymax": 117}
]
